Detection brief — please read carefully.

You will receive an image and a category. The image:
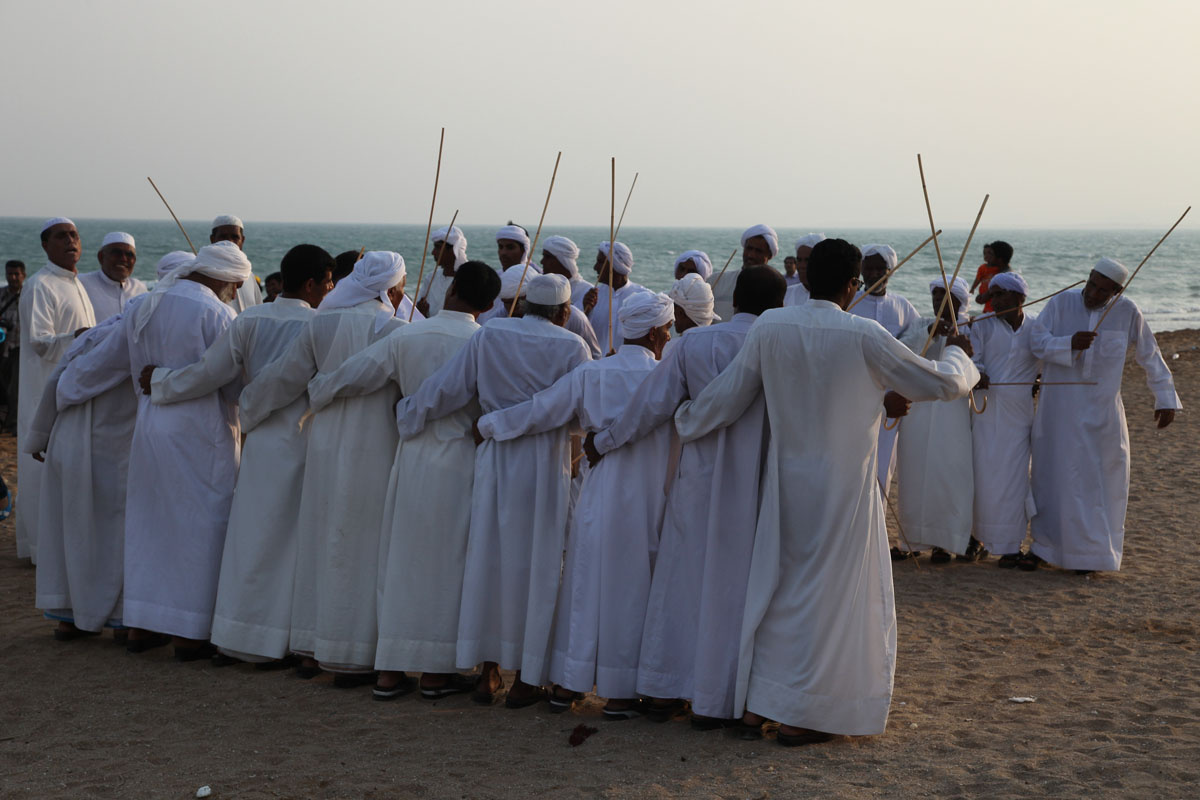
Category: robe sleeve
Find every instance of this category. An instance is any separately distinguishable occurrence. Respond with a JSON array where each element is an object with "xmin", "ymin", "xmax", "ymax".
[
  {"xmin": 24, "ymin": 281, "xmax": 77, "ymax": 363},
  {"xmin": 674, "ymin": 326, "xmax": 765, "ymax": 443},
  {"xmin": 969, "ymin": 322, "xmax": 987, "ymax": 376},
  {"xmin": 476, "ymin": 367, "xmax": 584, "ymax": 442},
  {"xmin": 307, "ymin": 333, "xmax": 399, "ymax": 412},
  {"xmin": 1129, "ymin": 305, "xmax": 1182, "ymax": 410},
  {"xmin": 864, "ymin": 325, "xmax": 979, "ymax": 403},
  {"xmin": 594, "ymin": 345, "xmax": 687, "ymax": 454},
  {"xmin": 149, "ymin": 319, "xmax": 246, "ymax": 406},
  {"xmin": 55, "ymin": 317, "xmax": 132, "ymax": 410},
  {"xmin": 395, "ymin": 332, "xmax": 480, "ymax": 440},
  {"xmin": 237, "ymin": 328, "xmax": 317, "ymax": 432},
  {"xmin": 571, "ymin": 309, "xmax": 604, "ymax": 360},
  {"xmin": 1029, "ymin": 296, "xmax": 1074, "ymax": 367},
  {"xmin": 24, "ymin": 361, "xmax": 69, "ymax": 455}
]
